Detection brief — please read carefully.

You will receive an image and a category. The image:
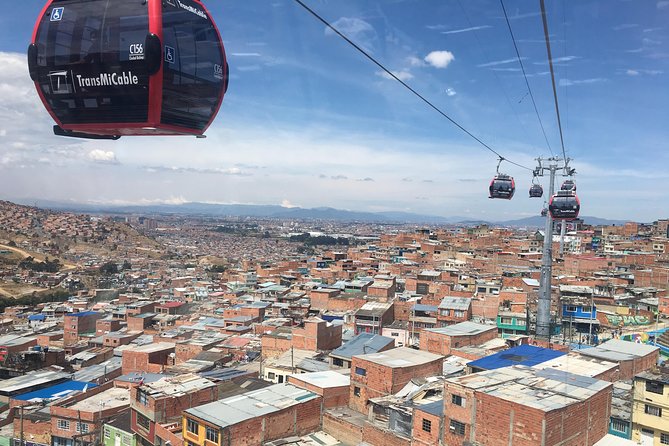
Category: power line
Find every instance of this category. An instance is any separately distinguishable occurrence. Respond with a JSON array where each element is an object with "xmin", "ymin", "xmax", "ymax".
[
  {"xmin": 499, "ymin": 0, "xmax": 554, "ymax": 157},
  {"xmin": 292, "ymin": 0, "xmax": 533, "ymax": 172},
  {"xmin": 540, "ymin": 0, "xmax": 567, "ymax": 161}
]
